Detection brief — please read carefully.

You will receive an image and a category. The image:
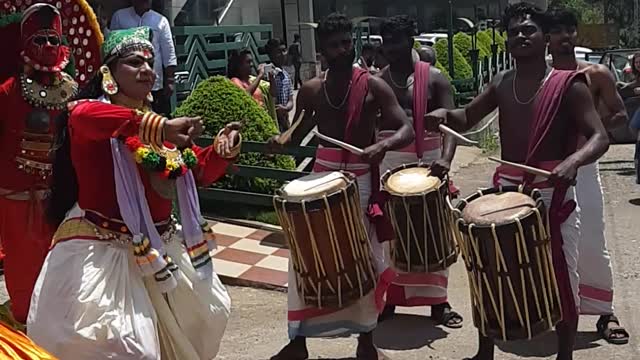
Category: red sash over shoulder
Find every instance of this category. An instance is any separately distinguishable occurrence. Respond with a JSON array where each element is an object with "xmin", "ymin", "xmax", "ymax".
[
  {"xmin": 413, "ymin": 61, "xmax": 430, "ymax": 158},
  {"xmin": 524, "ymin": 69, "xmax": 584, "ymax": 323},
  {"xmin": 342, "ymin": 68, "xmax": 394, "ymax": 243}
]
